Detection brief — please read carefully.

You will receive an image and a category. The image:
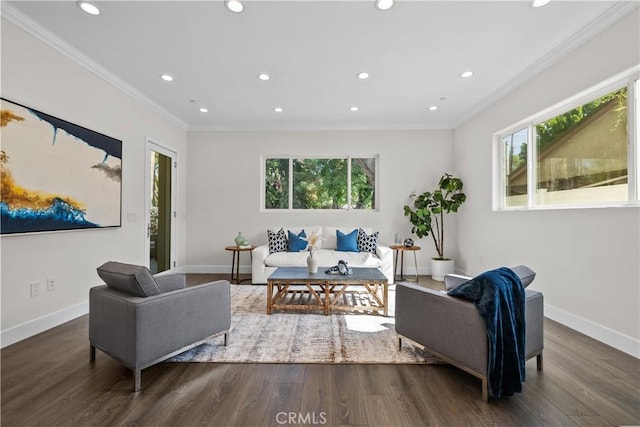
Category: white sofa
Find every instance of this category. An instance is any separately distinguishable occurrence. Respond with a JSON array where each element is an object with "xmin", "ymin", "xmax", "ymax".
[{"xmin": 251, "ymin": 226, "xmax": 394, "ymax": 284}]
